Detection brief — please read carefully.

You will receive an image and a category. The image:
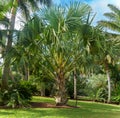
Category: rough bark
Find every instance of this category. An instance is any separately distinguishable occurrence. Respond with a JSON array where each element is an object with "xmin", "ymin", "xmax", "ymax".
[{"xmin": 55, "ymin": 70, "xmax": 68, "ymax": 106}]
